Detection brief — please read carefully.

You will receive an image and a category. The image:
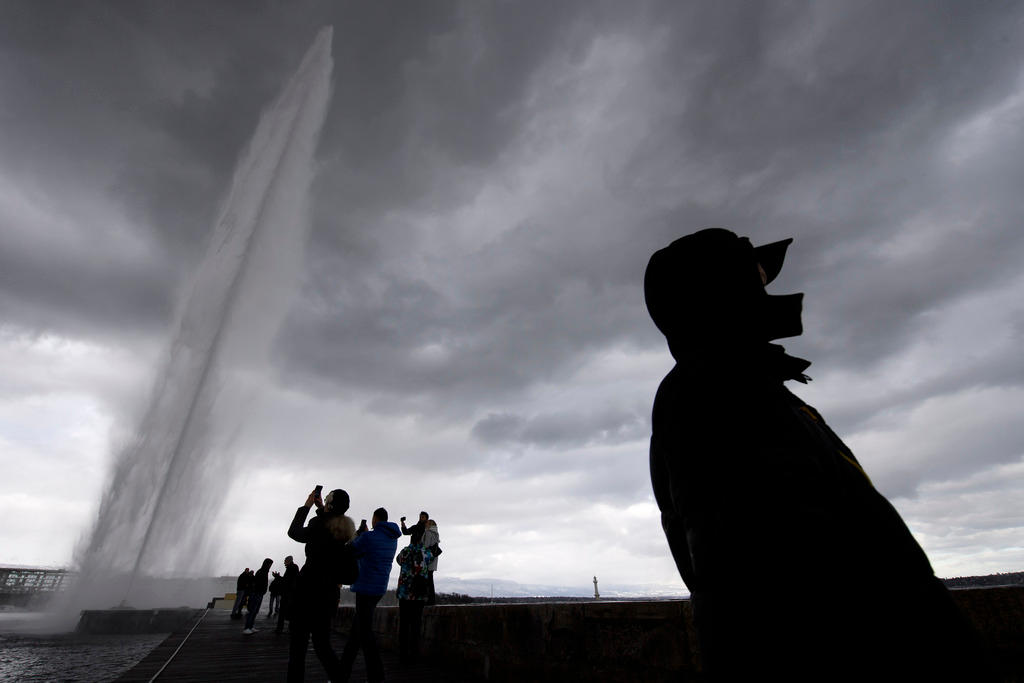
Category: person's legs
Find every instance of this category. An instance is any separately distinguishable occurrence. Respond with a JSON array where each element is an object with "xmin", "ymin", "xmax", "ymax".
[
  {"xmin": 310, "ymin": 602, "xmax": 343, "ymax": 682},
  {"xmin": 231, "ymin": 589, "xmax": 247, "ymax": 617},
  {"xmin": 287, "ymin": 609, "xmax": 312, "ymax": 683},
  {"xmin": 398, "ymin": 599, "xmax": 411, "ymax": 660},
  {"xmin": 338, "ymin": 599, "xmax": 363, "ymax": 682},
  {"xmin": 244, "ymin": 592, "xmax": 264, "ymax": 631},
  {"xmin": 275, "ymin": 595, "xmax": 289, "ymax": 634},
  {"xmin": 409, "ymin": 599, "xmax": 424, "ymax": 663},
  {"xmin": 357, "ymin": 592, "xmax": 384, "ymax": 682},
  {"xmin": 427, "ymin": 571, "xmax": 436, "ymax": 605}
]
